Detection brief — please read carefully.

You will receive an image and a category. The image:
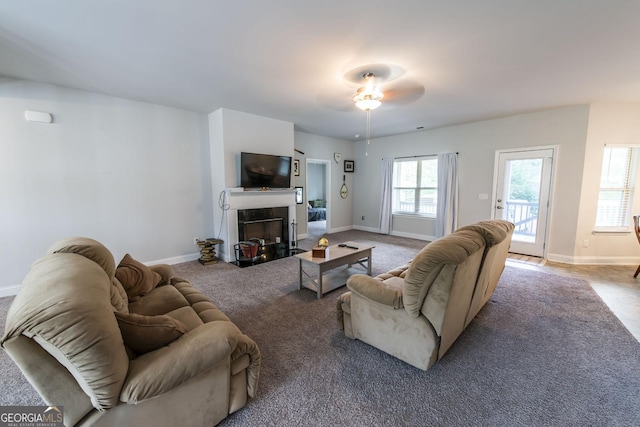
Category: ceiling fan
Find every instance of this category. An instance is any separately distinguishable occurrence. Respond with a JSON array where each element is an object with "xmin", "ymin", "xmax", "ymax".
[
  {"xmin": 336, "ymin": 64, "xmax": 425, "ymax": 153},
  {"xmin": 319, "ymin": 63, "xmax": 425, "ymax": 113}
]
